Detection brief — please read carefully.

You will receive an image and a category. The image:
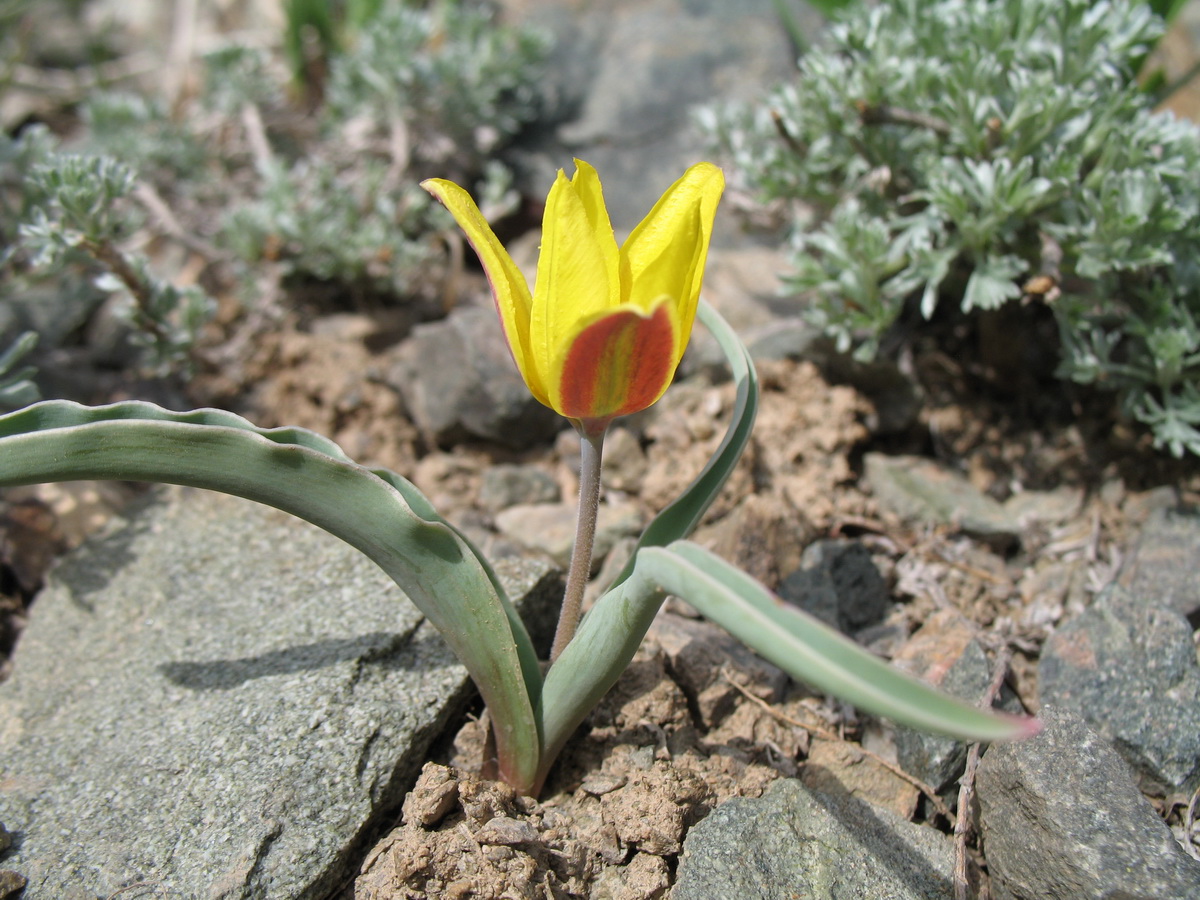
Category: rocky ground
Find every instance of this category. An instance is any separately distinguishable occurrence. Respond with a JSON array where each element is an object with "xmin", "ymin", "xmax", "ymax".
[{"xmin": 4, "ymin": 1, "xmax": 1200, "ymax": 898}]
